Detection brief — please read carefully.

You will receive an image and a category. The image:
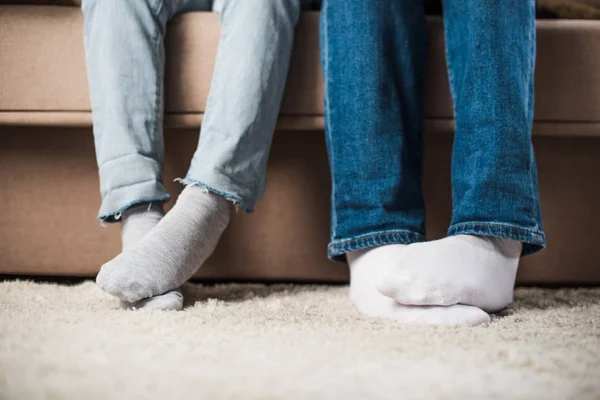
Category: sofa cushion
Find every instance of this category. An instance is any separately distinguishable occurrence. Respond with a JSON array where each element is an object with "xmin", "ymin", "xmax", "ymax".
[
  {"xmin": 2, "ymin": 0, "xmax": 599, "ymax": 18},
  {"xmin": 0, "ymin": 0, "xmax": 78, "ymax": 5},
  {"xmin": 539, "ymin": 0, "xmax": 600, "ymax": 19},
  {"xmin": 1, "ymin": 6, "xmax": 600, "ymax": 133},
  {"xmin": 423, "ymin": 0, "xmax": 600, "ymax": 19}
]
